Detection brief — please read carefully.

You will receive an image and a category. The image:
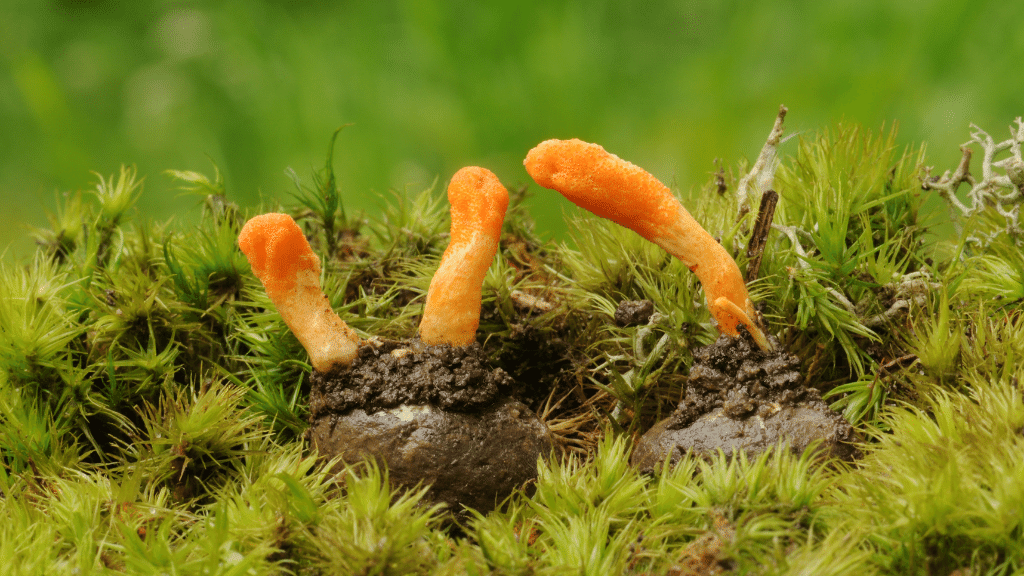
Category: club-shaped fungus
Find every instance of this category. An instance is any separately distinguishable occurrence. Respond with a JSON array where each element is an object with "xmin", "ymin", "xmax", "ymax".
[
  {"xmin": 238, "ymin": 212, "xmax": 360, "ymax": 372},
  {"xmin": 524, "ymin": 138, "xmax": 772, "ymax": 352},
  {"xmin": 419, "ymin": 166, "xmax": 509, "ymax": 346}
]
